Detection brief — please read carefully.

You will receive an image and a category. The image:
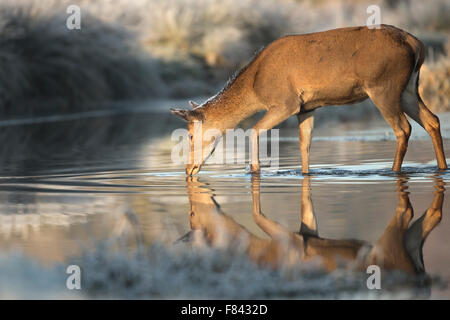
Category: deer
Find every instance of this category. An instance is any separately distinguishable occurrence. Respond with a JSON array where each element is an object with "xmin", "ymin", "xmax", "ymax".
[
  {"xmin": 179, "ymin": 175, "xmax": 445, "ymax": 287},
  {"xmin": 170, "ymin": 25, "xmax": 447, "ymax": 176}
]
